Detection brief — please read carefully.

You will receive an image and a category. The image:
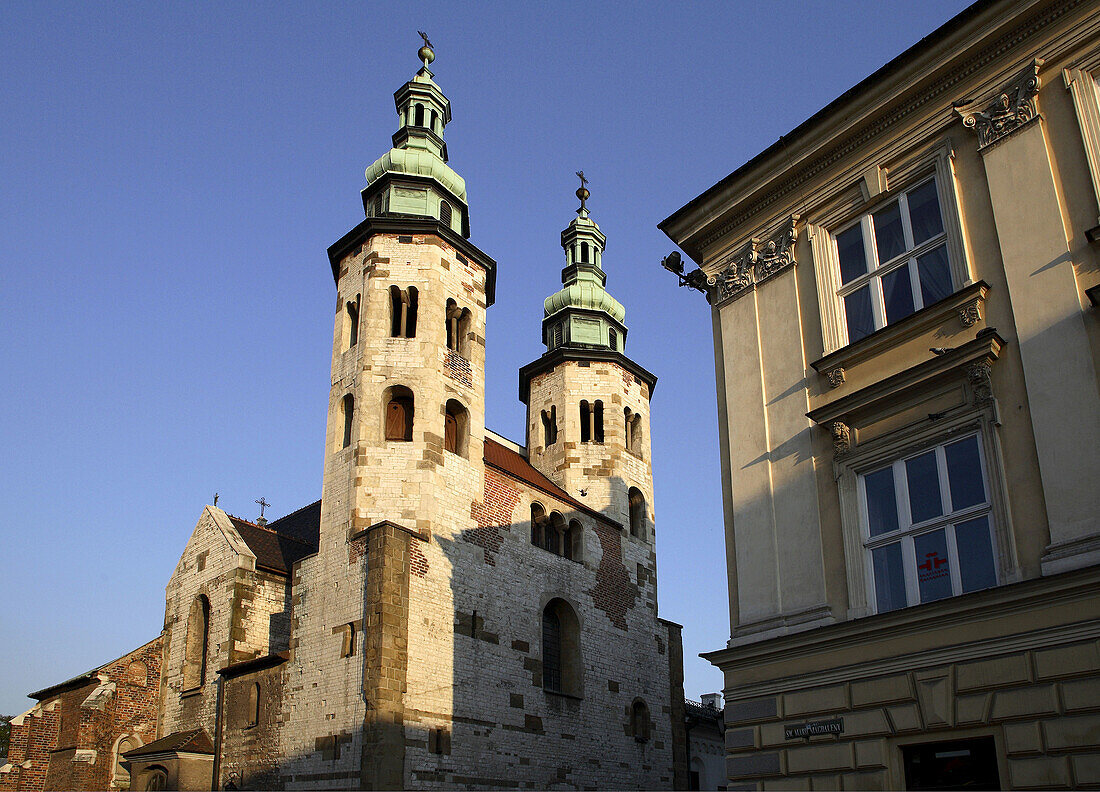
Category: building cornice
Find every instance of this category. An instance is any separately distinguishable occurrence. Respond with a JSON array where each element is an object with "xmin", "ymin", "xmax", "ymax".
[
  {"xmin": 660, "ymin": 0, "xmax": 1092, "ymax": 262},
  {"xmin": 326, "ymin": 217, "xmax": 497, "ymax": 306},
  {"xmin": 518, "ymin": 347, "xmax": 658, "ymax": 404}
]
